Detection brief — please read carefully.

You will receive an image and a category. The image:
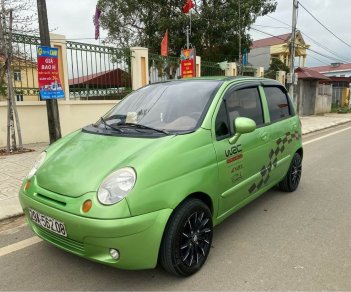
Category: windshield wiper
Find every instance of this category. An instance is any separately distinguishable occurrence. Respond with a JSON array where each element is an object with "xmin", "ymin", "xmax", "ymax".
[
  {"xmin": 100, "ymin": 117, "xmax": 124, "ymax": 133},
  {"xmin": 121, "ymin": 123, "xmax": 170, "ymax": 135}
]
